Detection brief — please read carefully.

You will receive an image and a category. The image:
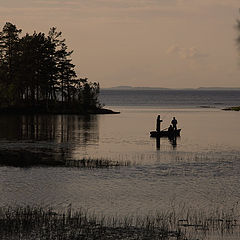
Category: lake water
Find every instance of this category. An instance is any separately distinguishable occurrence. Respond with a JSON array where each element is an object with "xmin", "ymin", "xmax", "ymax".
[{"xmin": 0, "ymin": 90, "xmax": 240, "ymax": 227}]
